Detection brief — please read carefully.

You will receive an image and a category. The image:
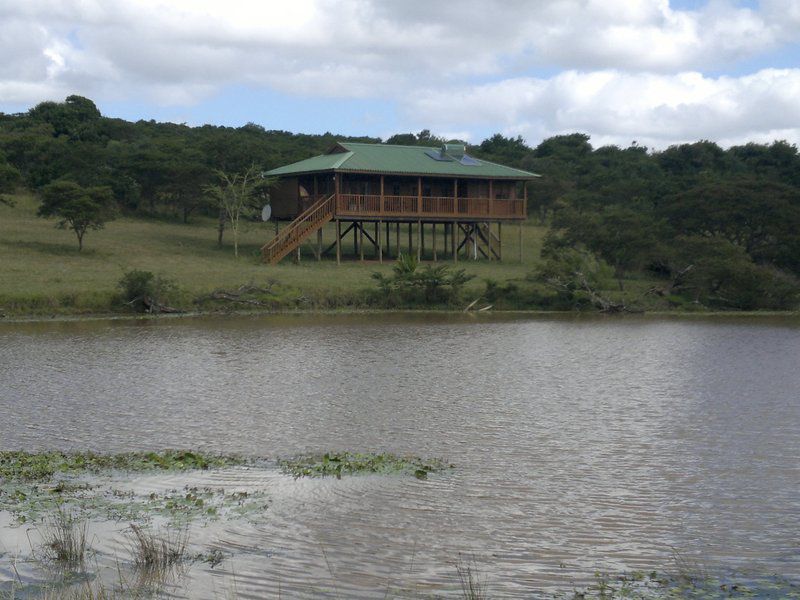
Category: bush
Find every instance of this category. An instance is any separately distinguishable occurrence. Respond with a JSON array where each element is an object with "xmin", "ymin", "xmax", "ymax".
[
  {"xmin": 118, "ymin": 269, "xmax": 177, "ymax": 312},
  {"xmin": 372, "ymin": 254, "xmax": 473, "ymax": 306}
]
